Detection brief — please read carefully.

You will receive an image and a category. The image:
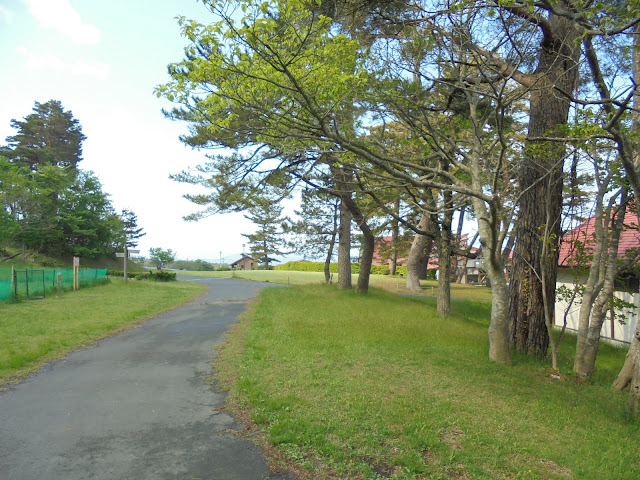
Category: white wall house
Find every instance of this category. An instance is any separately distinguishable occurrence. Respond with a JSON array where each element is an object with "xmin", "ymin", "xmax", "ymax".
[
  {"xmin": 555, "ymin": 276, "xmax": 639, "ymax": 345},
  {"xmin": 552, "ymin": 212, "xmax": 640, "ymax": 345}
]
